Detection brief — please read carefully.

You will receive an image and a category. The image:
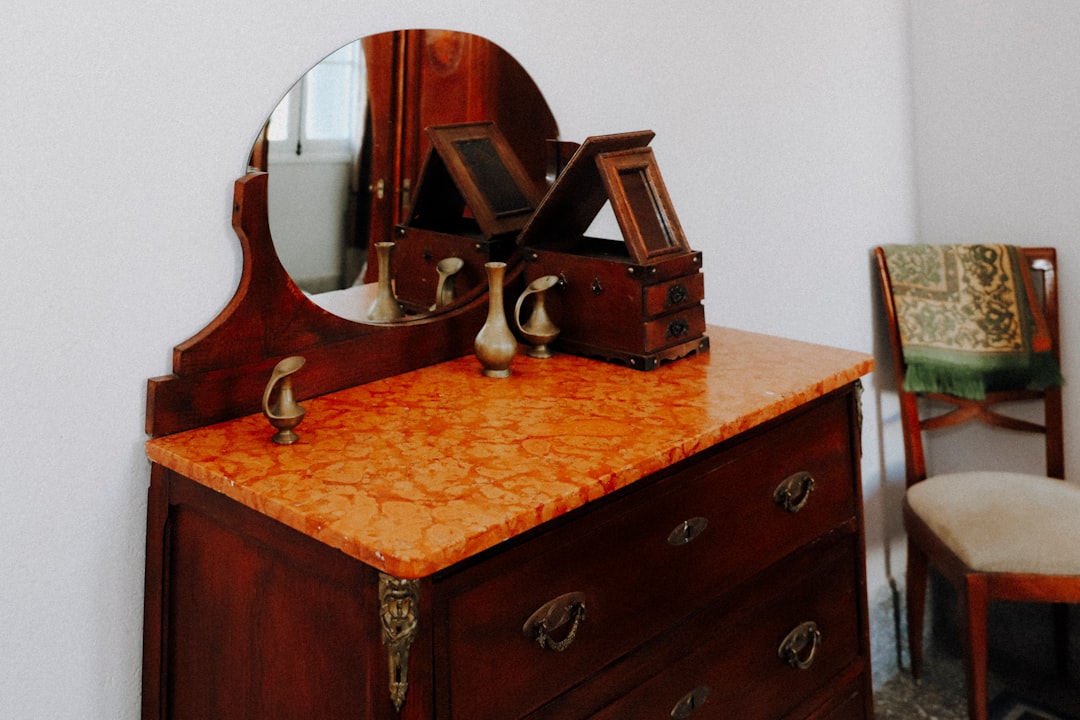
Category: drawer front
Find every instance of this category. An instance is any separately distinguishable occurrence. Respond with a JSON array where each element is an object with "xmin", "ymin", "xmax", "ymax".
[
  {"xmin": 642, "ymin": 271, "xmax": 705, "ymax": 318},
  {"xmin": 805, "ymin": 686, "xmax": 869, "ymax": 720},
  {"xmin": 585, "ymin": 537, "xmax": 864, "ymax": 720},
  {"xmin": 641, "ymin": 303, "xmax": 707, "ymax": 351},
  {"xmin": 440, "ymin": 392, "xmax": 857, "ymax": 720}
]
